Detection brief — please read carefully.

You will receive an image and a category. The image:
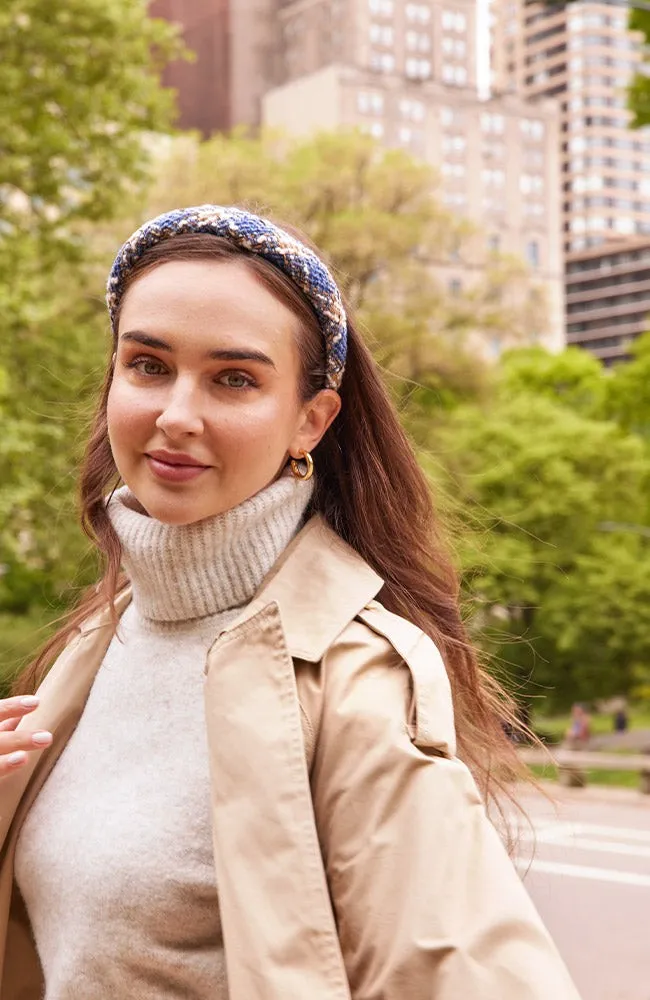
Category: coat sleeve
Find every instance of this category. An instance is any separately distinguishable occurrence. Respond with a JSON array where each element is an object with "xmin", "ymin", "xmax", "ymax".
[{"xmin": 309, "ymin": 612, "xmax": 582, "ymax": 1000}]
